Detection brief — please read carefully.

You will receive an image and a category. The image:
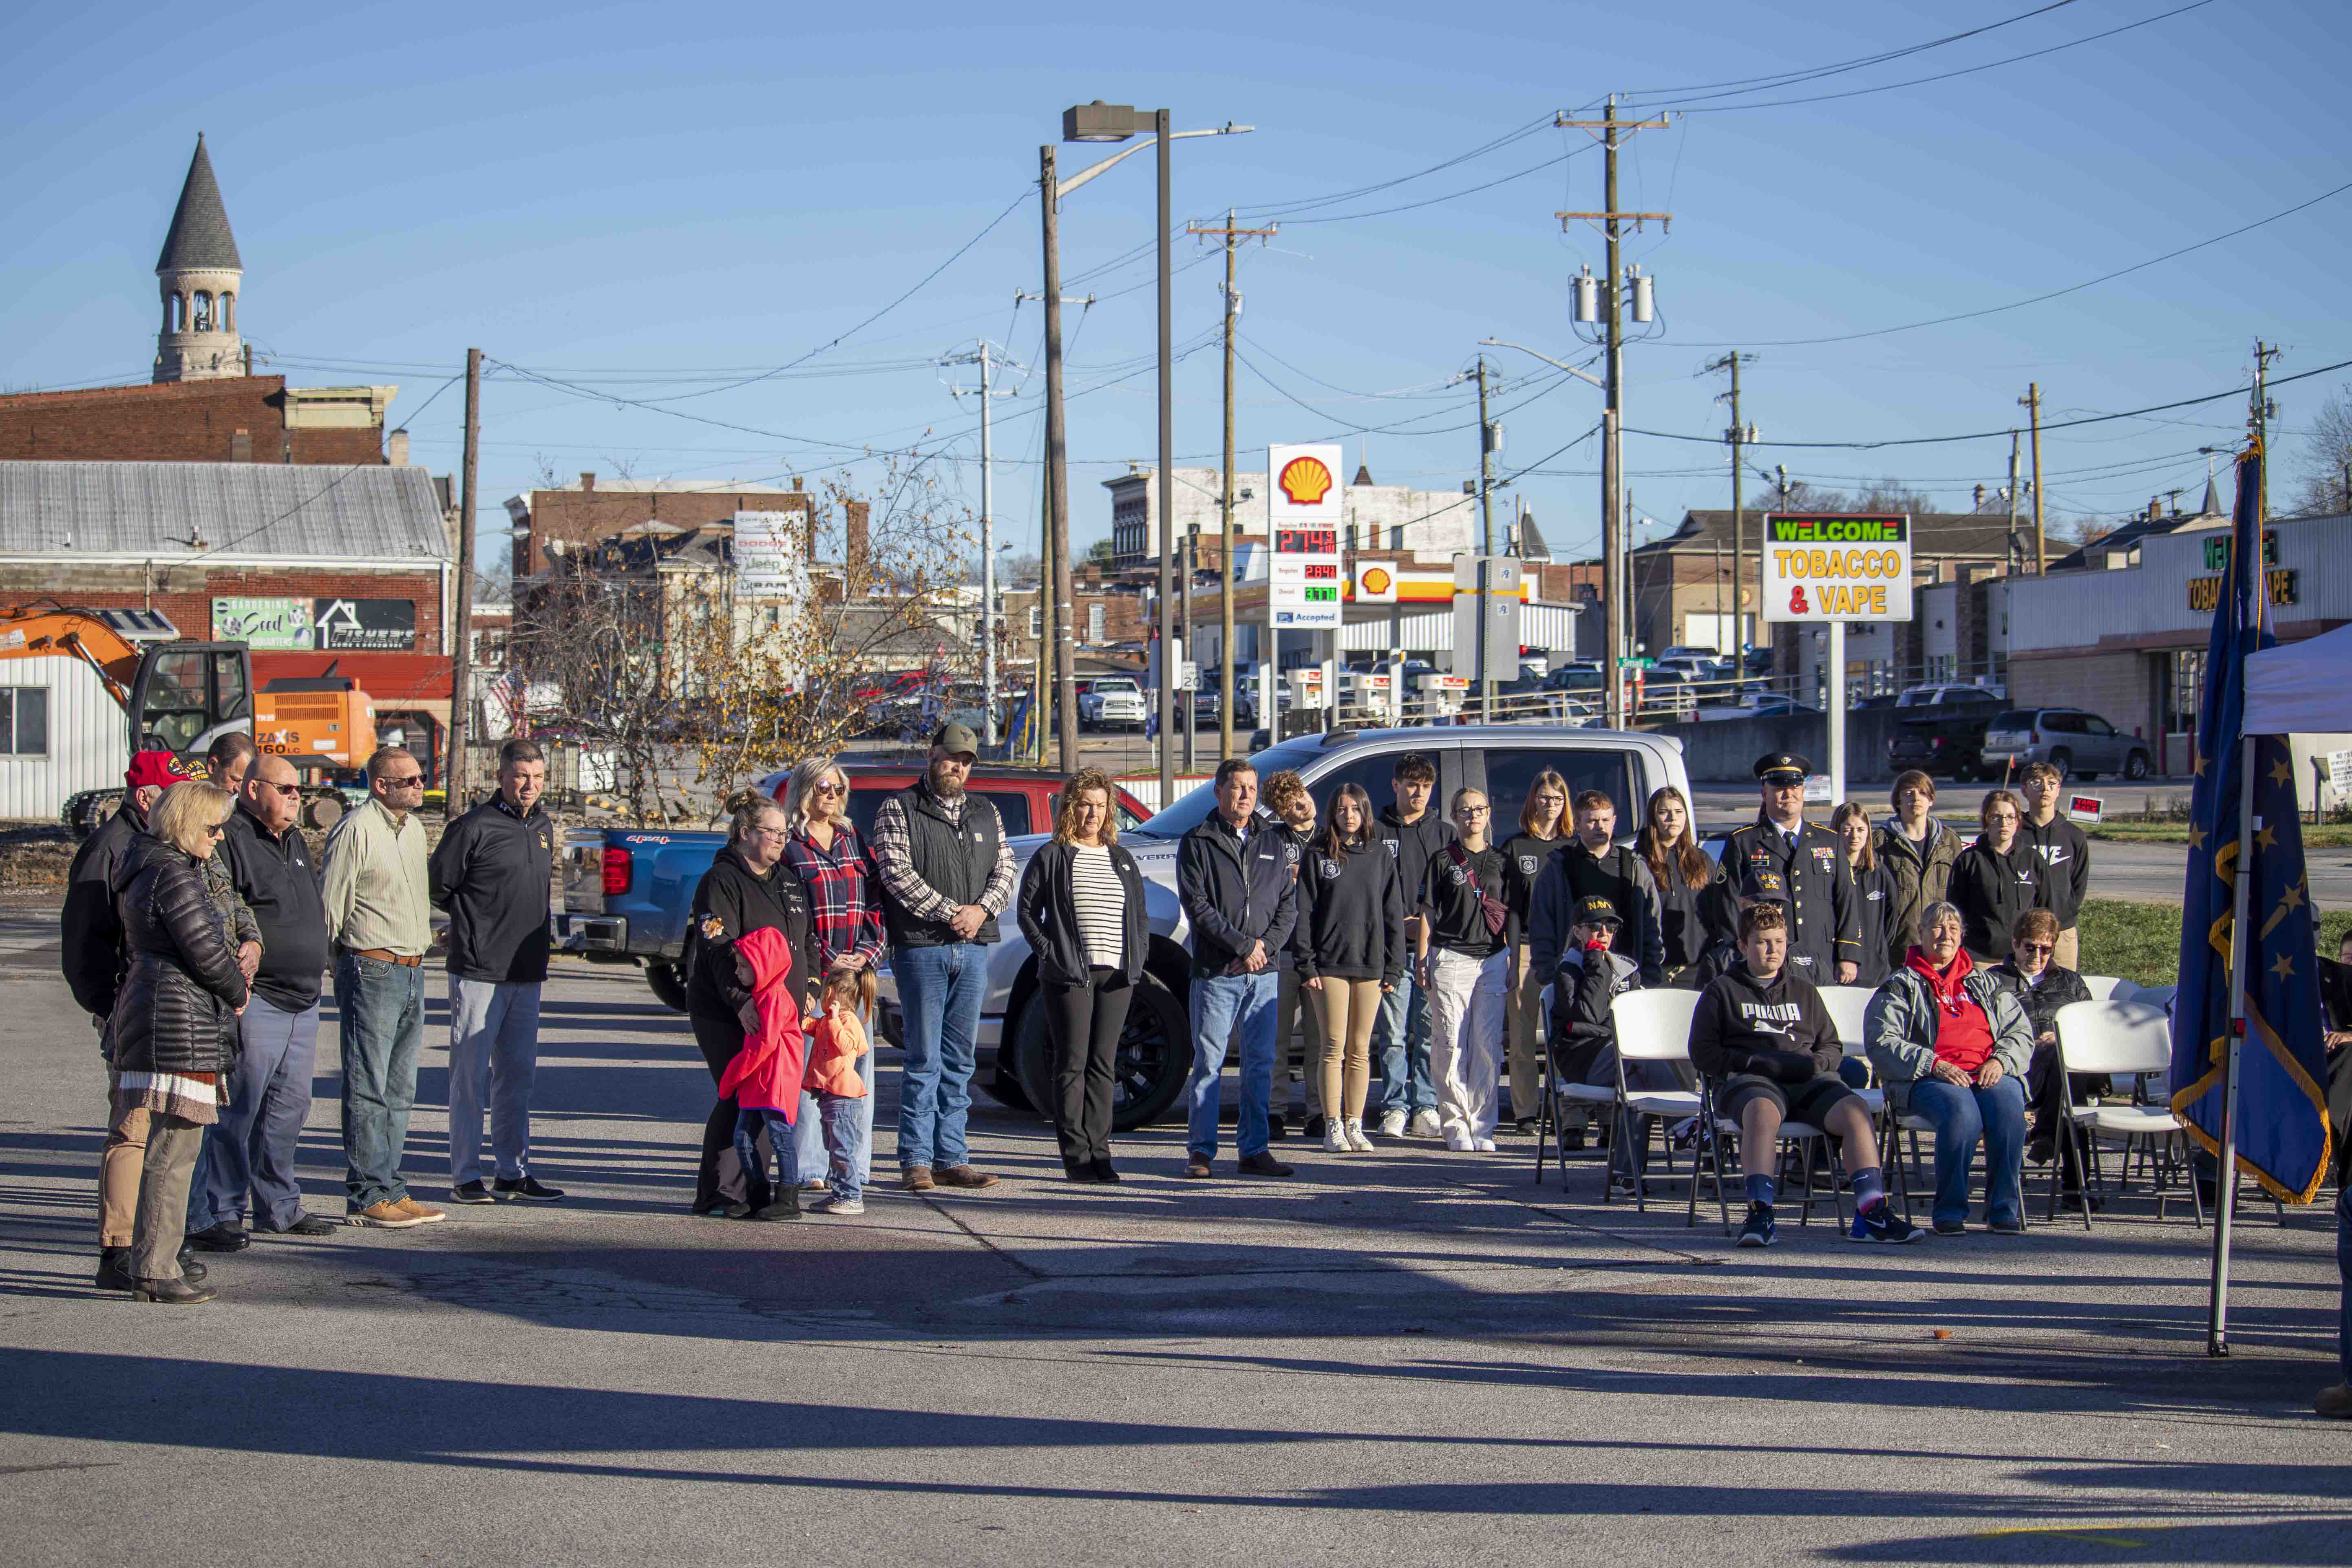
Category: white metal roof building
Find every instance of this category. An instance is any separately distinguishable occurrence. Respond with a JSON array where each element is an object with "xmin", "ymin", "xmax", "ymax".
[{"xmin": 0, "ymin": 461, "xmax": 452, "ymax": 565}]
